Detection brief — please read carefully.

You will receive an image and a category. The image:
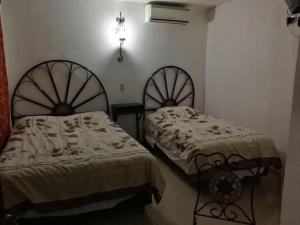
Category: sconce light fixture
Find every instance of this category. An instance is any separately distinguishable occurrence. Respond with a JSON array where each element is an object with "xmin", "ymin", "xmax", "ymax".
[
  {"xmin": 116, "ymin": 11, "xmax": 126, "ymax": 62},
  {"xmin": 287, "ymin": 9, "xmax": 300, "ymax": 38}
]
